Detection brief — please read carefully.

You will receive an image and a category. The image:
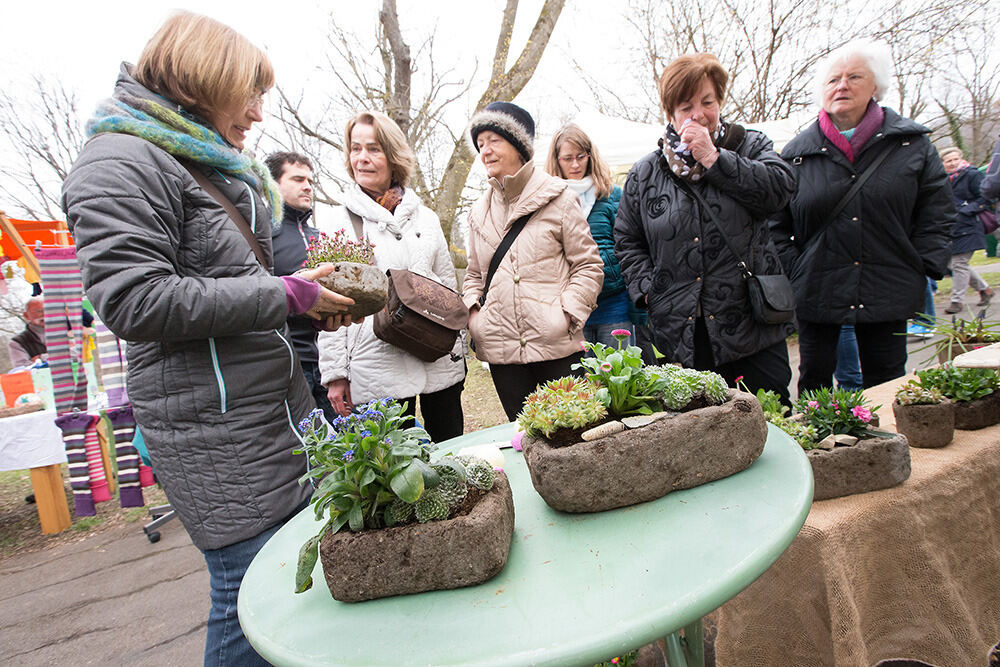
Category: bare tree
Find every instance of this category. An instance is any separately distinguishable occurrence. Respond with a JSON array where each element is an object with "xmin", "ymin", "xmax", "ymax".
[
  {"xmin": 272, "ymin": 0, "xmax": 566, "ymax": 254},
  {"xmin": 0, "ymin": 76, "xmax": 85, "ymax": 220}
]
